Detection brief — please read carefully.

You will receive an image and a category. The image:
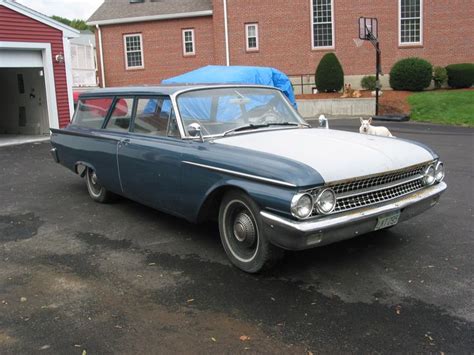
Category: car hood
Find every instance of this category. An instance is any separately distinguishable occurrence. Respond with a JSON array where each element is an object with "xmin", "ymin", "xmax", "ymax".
[{"xmin": 215, "ymin": 128, "xmax": 435, "ymax": 183}]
